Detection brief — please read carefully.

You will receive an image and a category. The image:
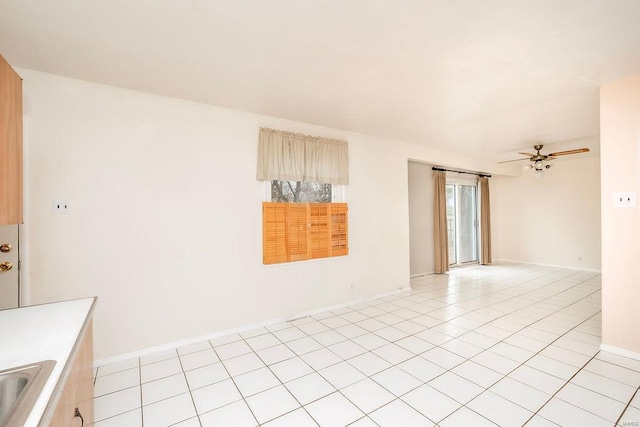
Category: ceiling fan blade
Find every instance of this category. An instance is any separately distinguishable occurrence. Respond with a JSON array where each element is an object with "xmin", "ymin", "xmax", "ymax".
[
  {"xmin": 498, "ymin": 158, "xmax": 529, "ymax": 164},
  {"xmin": 547, "ymin": 148, "xmax": 590, "ymax": 157},
  {"xmin": 518, "ymin": 152, "xmax": 536, "ymax": 157}
]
